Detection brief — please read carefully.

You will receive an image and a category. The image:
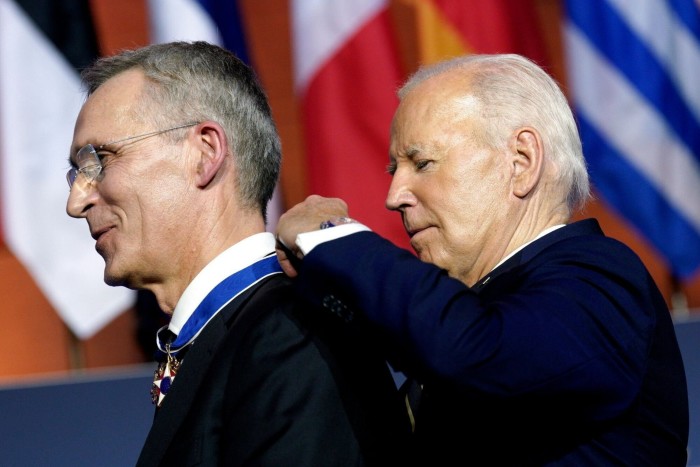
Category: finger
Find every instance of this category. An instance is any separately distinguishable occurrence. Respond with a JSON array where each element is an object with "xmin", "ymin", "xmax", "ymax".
[
  {"xmin": 275, "ymin": 240, "xmax": 301, "ymax": 278},
  {"xmin": 279, "ymin": 257, "xmax": 299, "ymax": 278}
]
